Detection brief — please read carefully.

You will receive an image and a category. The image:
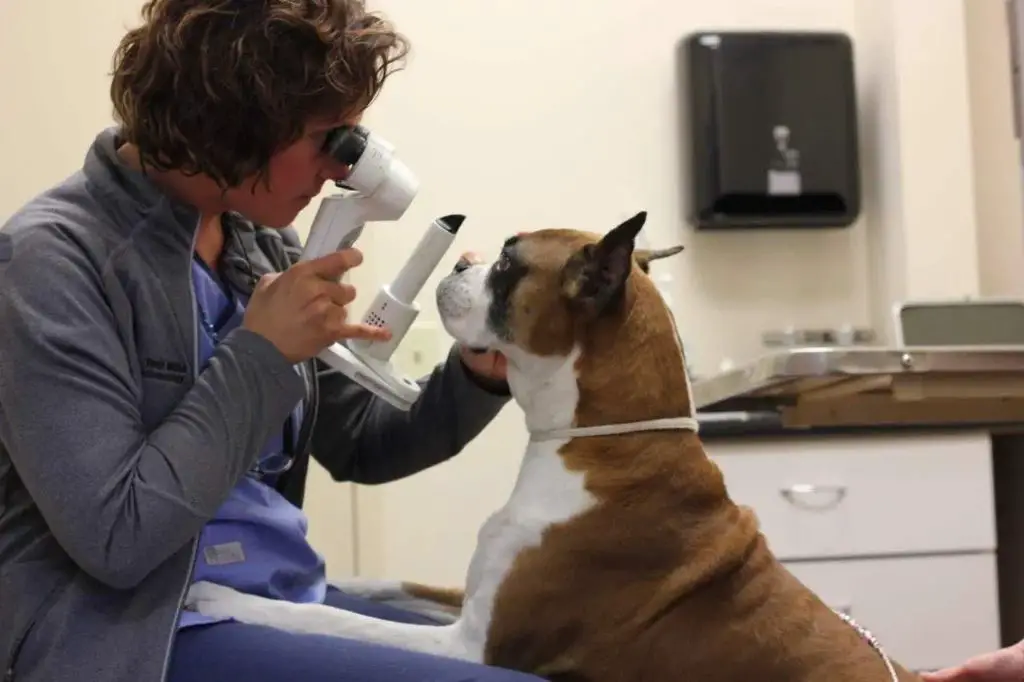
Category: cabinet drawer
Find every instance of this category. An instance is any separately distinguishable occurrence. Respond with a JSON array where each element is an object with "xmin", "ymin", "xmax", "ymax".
[
  {"xmin": 785, "ymin": 553, "xmax": 1001, "ymax": 672},
  {"xmin": 706, "ymin": 432, "xmax": 995, "ymax": 560}
]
